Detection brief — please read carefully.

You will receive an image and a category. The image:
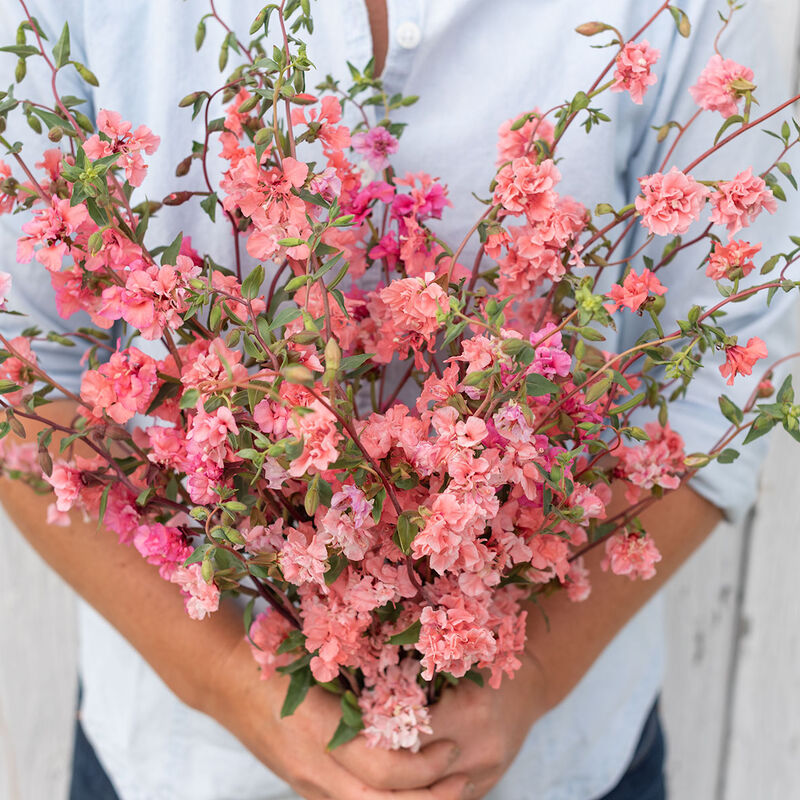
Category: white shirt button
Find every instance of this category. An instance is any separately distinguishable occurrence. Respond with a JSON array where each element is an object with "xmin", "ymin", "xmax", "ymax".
[{"xmin": 395, "ymin": 21, "xmax": 422, "ymax": 50}]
